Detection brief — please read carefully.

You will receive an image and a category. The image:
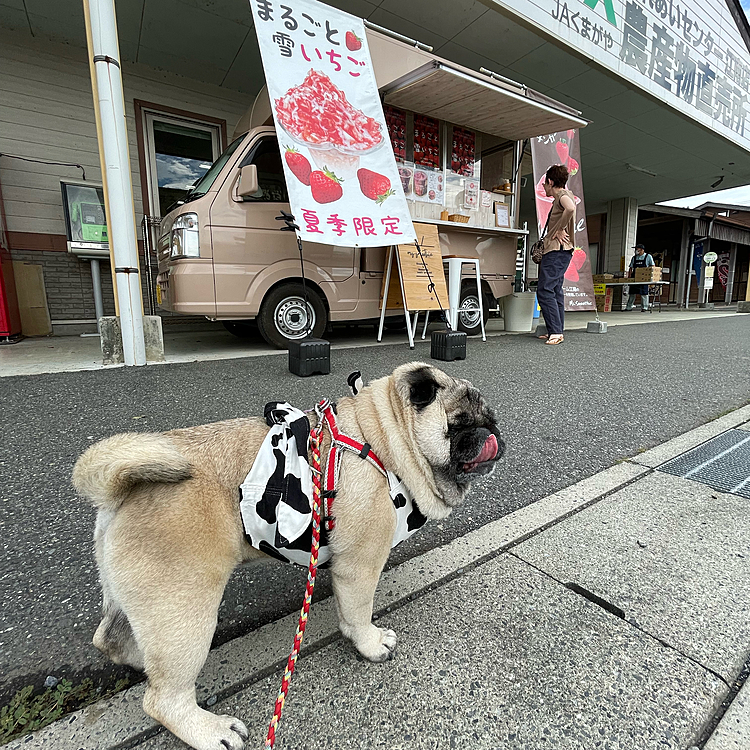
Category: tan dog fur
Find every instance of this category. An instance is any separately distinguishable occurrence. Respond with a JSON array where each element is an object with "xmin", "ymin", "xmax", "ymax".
[{"xmin": 72, "ymin": 363, "xmax": 503, "ymax": 750}]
